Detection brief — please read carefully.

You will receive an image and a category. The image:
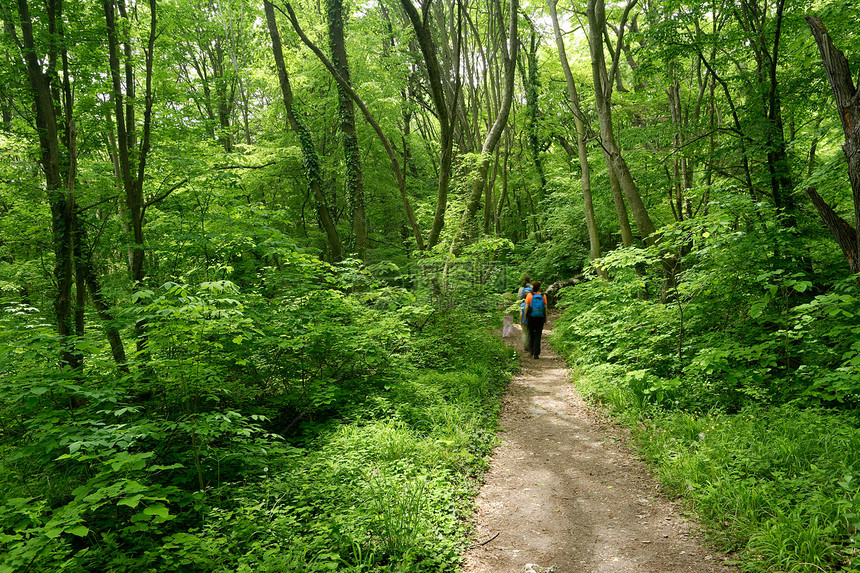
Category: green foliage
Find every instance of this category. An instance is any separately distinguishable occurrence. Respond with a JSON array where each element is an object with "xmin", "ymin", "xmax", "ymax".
[
  {"xmin": 553, "ymin": 191, "xmax": 860, "ymax": 572},
  {"xmin": 0, "ymin": 252, "xmax": 515, "ymax": 571},
  {"xmin": 634, "ymin": 406, "xmax": 860, "ymax": 572}
]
